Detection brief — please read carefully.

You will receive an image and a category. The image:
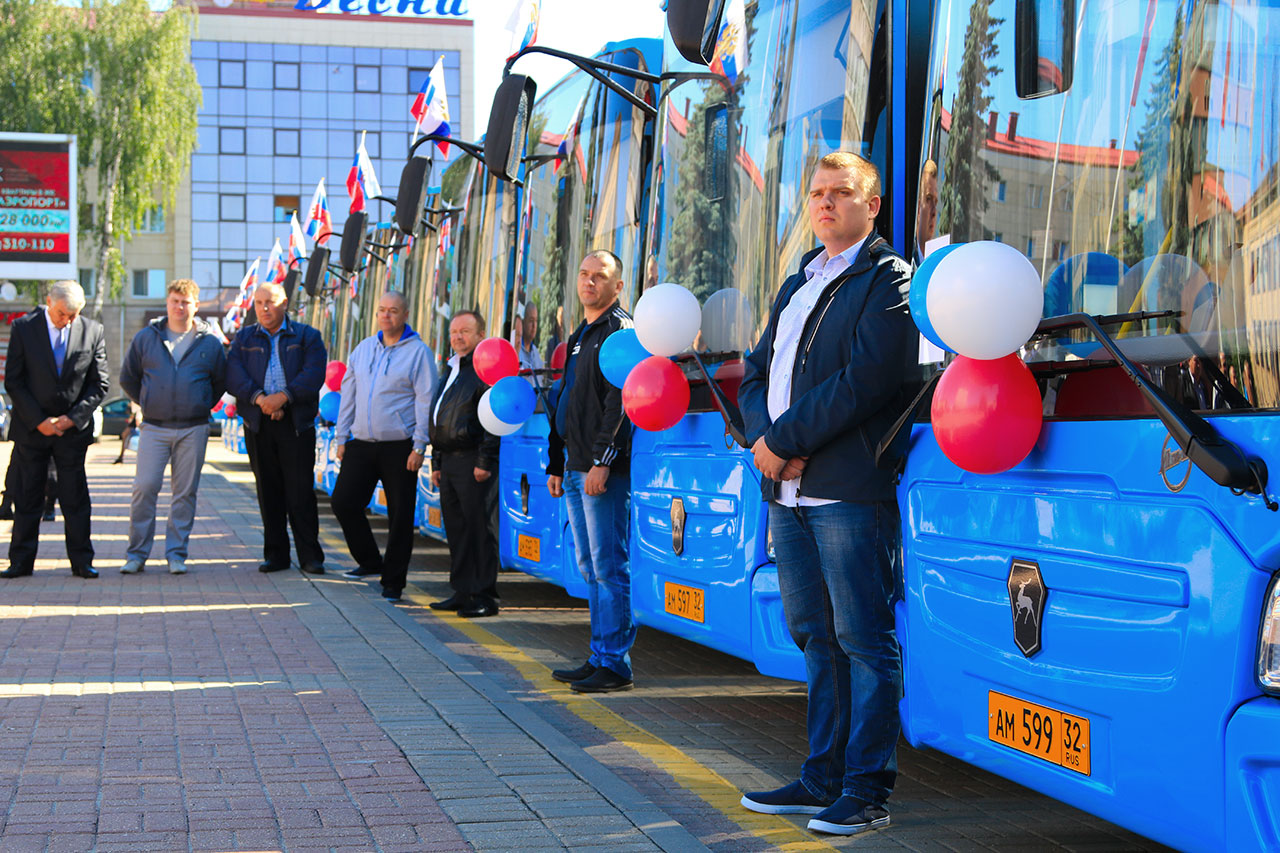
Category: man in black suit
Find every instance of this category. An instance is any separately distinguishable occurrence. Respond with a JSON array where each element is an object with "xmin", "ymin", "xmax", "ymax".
[{"xmin": 2, "ymin": 281, "xmax": 109, "ymax": 579}]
